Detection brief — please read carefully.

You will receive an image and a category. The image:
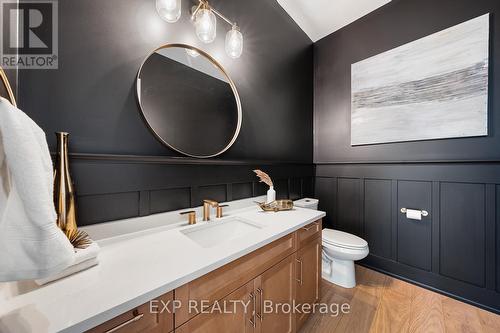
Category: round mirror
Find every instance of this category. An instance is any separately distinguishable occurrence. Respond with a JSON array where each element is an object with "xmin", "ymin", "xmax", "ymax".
[{"xmin": 136, "ymin": 44, "xmax": 242, "ymax": 158}]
